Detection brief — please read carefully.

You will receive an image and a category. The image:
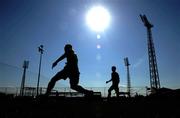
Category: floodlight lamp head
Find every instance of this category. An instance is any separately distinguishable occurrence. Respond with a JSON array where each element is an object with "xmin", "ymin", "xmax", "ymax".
[
  {"xmin": 140, "ymin": 14, "xmax": 153, "ymax": 28},
  {"xmin": 38, "ymin": 45, "xmax": 44, "ymax": 53}
]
